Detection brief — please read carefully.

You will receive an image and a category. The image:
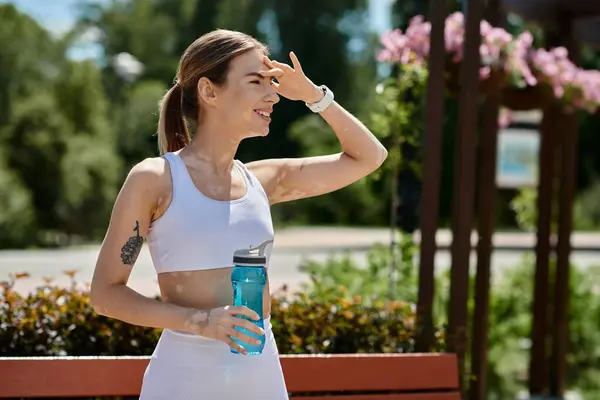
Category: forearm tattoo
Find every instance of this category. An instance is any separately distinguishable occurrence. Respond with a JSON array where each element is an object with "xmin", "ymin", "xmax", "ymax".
[{"xmin": 120, "ymin": 221, "xmax": 144, "ymax": 266}]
